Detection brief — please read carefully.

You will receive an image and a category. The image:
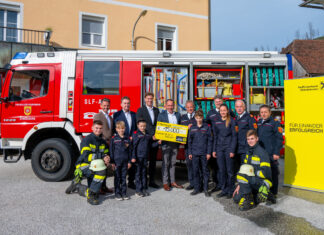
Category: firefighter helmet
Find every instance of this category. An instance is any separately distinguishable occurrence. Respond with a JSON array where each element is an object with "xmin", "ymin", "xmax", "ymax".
[
  {"xmin": 89, "ymin": 159, "xmax": 107, "ymax": 172},
  {"xmin": 239, "ymin": 164, "xmax": 255, "ymax": 177}
]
